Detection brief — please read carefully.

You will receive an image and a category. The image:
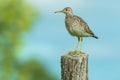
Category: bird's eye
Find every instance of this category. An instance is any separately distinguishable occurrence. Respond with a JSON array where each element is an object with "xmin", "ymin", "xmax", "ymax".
[{"xmin": 65, "ymin": 9, "xmax": 68, "ymax": 11}]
